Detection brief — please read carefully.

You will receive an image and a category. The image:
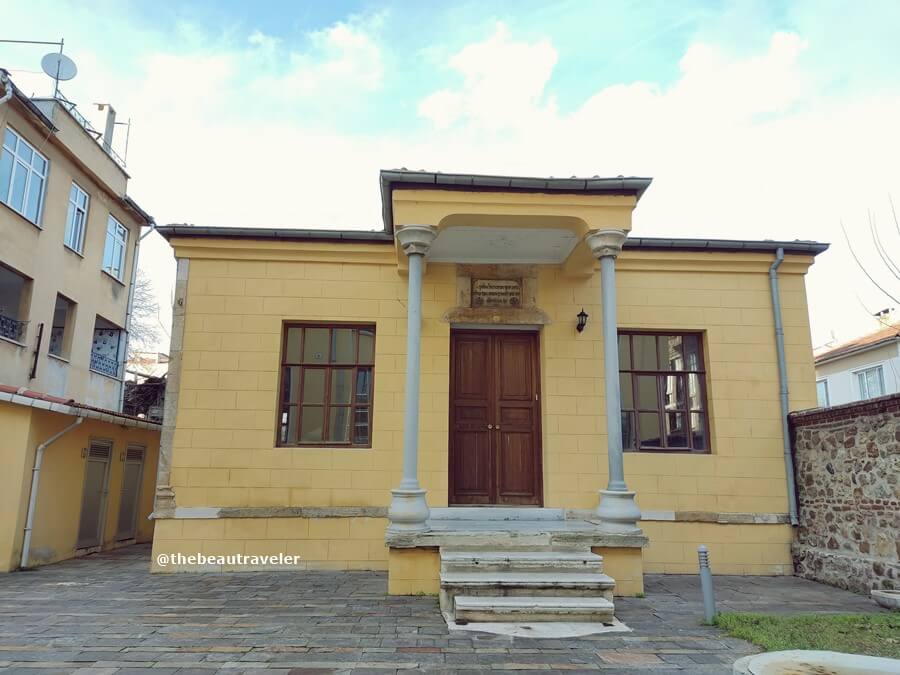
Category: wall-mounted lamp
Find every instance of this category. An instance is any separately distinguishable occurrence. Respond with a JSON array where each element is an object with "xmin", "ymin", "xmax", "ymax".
[{"xmin": 576, "ymin": 308, "xmax": 589, "ymax": 333}]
